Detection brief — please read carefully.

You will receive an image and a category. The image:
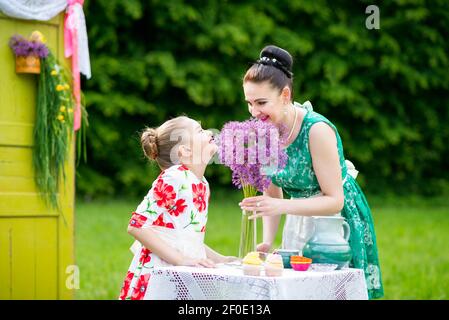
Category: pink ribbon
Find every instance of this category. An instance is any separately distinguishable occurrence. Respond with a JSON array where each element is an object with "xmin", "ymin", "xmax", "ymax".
[{"xmin": 64, "ymin": 0, "xmax": 84, "ymax": 131}]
